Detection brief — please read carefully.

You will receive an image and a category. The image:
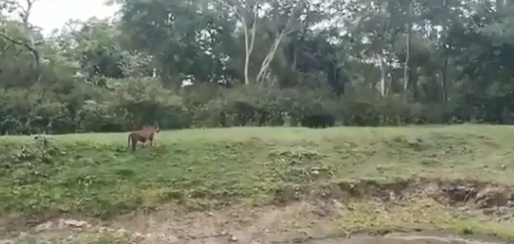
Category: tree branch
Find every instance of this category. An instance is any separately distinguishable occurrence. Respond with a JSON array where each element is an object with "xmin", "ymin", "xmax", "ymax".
[{"xmin": 0, "ymin": 31, "xmax": 40, "ymax": 68}]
